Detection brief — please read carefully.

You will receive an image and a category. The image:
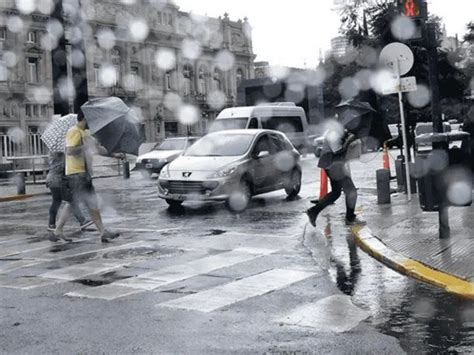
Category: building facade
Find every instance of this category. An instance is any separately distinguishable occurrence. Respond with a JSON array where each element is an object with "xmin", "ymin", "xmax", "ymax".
[{"xmin": 0, "ymin": 0, "xmax": 255, "ymax": 159}]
